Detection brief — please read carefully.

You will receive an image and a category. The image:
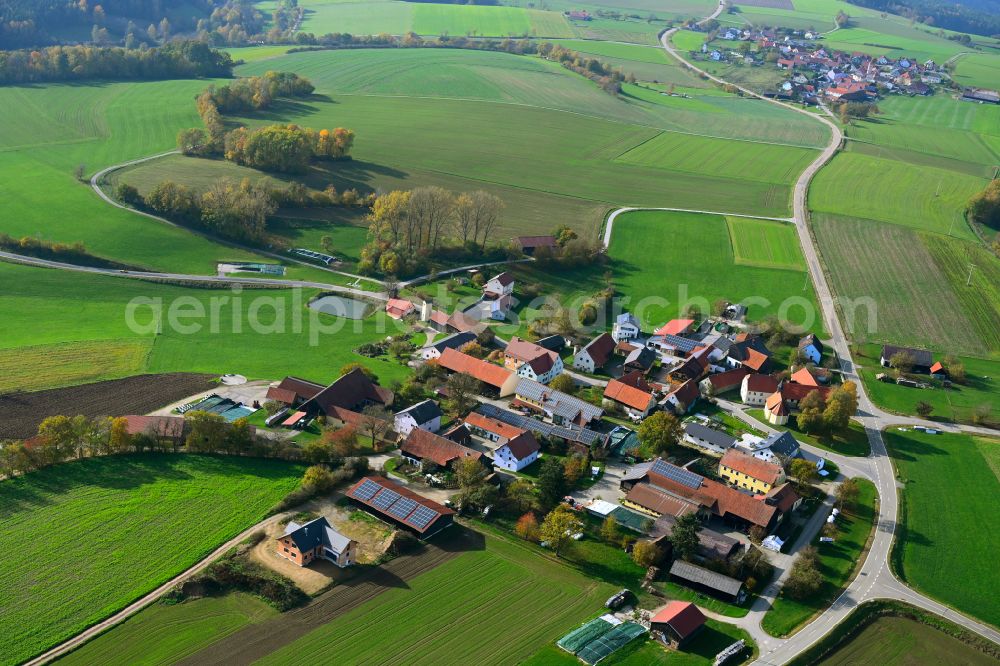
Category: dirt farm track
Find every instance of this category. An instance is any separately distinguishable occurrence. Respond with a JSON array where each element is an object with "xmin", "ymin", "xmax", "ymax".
[
  {"xmin": 174, "ymin": 527, "xmax": 483, "ymax": 665},
  {"xmin": 0, "ymin": 373, "xmax": 216, "ymax": 439}
]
